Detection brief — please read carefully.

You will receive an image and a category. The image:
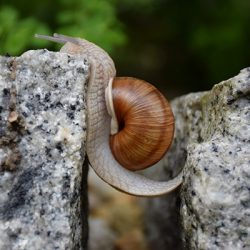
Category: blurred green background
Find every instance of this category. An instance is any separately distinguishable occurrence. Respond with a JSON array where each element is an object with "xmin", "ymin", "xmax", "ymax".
[{"xmin": 0, "ymin": 0, "xmax": 249, "ymax": 98}]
